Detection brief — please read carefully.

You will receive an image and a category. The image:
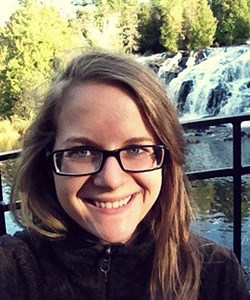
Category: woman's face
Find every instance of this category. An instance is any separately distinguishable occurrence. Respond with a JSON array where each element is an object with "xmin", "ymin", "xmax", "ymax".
[{"xmin": 53, "ymin": 83, "xmax": 162, "ymax": 243}]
